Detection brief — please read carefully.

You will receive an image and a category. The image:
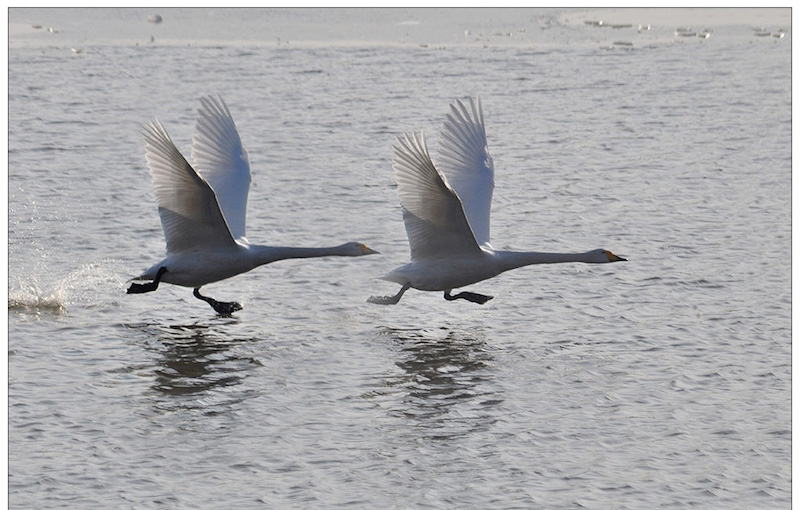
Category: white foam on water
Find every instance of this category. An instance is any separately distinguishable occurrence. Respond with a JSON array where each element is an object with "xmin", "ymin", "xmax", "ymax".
[{"xmin": 9, "ymin": 259, "xmax": 128, "ymax": 316}]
